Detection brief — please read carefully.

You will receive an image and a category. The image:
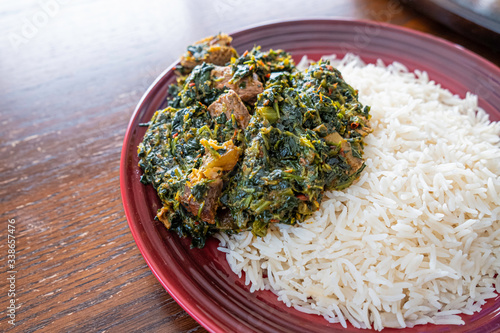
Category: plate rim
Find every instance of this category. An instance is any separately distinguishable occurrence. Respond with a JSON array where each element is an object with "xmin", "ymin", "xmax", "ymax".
[{"xmin": 120, "ymin": 18, "xmax": 500, "ymax": 333}]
